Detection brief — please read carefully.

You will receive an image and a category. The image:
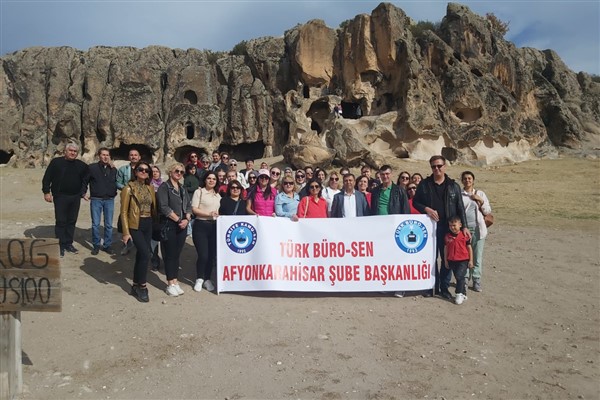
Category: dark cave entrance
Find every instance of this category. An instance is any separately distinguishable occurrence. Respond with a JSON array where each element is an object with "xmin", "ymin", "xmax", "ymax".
[
  {"xmin": 0, "ymin": 150, "xmax": 14, "ymax": 165},
  {"xmin": 218, "ymin": 141, "xmax": 266, "ymax": 161},
  {"xmin": 341, "ymin": 101, "xmax": 363, "ymax": 119},
  {"xmin": 110, "ymin": 143, "xmax": 154, "ymax": 163}
]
